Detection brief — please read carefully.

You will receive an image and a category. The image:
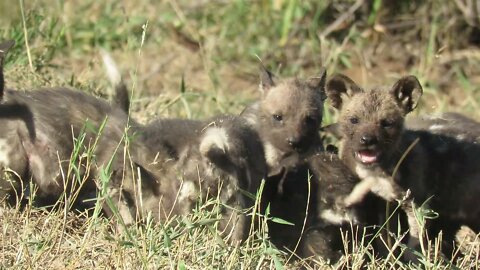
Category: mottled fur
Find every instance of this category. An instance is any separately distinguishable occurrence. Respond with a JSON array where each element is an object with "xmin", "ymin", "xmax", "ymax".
[
  {"xmin": 407, "ymin": 112, "xmax": 480, "ymax": 142},
  {"xmin": 263, "ymin": 152, "xmax": 370, "ymax": 262},
  {"xmin": 0, "ymin": 42, "xmax": 156, "ymax": 224},
  {"xmin": 105, "ymin": 54, "xmax": 268, "ymax": 242},
  {"xmin": 0, "ymin": 86, "xmax": 154, "ymax": 224},
  {"xmin": 129, "ymin": 116, "xmax": 267, "ymax": 242},
  {"xmin": 327, "ymin": 74, "xmax": 480, "ymax": 260},
  {"xmin": 241, "ymin": 66, "xmax": 326, "ymax": 176}
]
